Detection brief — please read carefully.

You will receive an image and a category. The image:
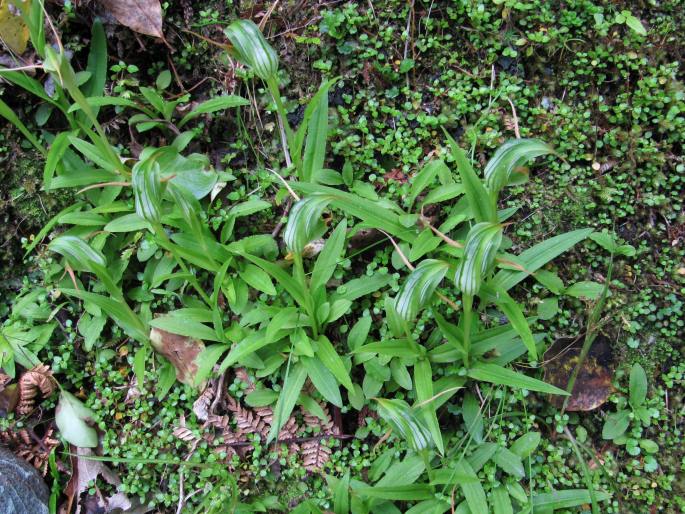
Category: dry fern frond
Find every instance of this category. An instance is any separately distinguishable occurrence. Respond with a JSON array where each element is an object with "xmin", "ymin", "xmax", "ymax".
[
  {"xmin": 234, "ymin": 368, "xmax": 254, "ymax": 391},
  {"xmin": 17, "ymin": 365, "xmax": 55, "ymax": 415},
  {"xmin": 226, "ymin": 395, "xmax": 269, "ymax": 438},
  {"xmin": 193, "ymin": 385, "xmax": 215, "ymax": 422},
  {"xmin": 301, "ymin": 439, "xmax": 332, "ymax": 471},
  {"xmin": 302, "ymin": 403, "xmax": 339, "ymax": 436},
  {"xmin": 0, "ymin": 425, "xmax": 59, "ymax": 476},
  {"xmin": 173, "ymin": 426, "xmax": 199, "ymax": 443}
]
